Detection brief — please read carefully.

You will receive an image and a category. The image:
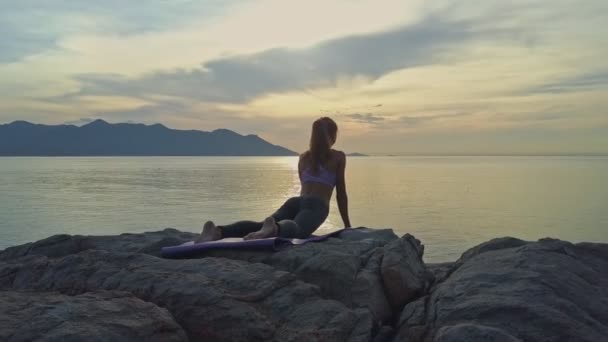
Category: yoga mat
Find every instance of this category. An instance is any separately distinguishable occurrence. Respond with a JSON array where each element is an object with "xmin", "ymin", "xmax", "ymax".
[{"xmin": 161, "ymin": 228, "xmax": 350, "ymax": 259}]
